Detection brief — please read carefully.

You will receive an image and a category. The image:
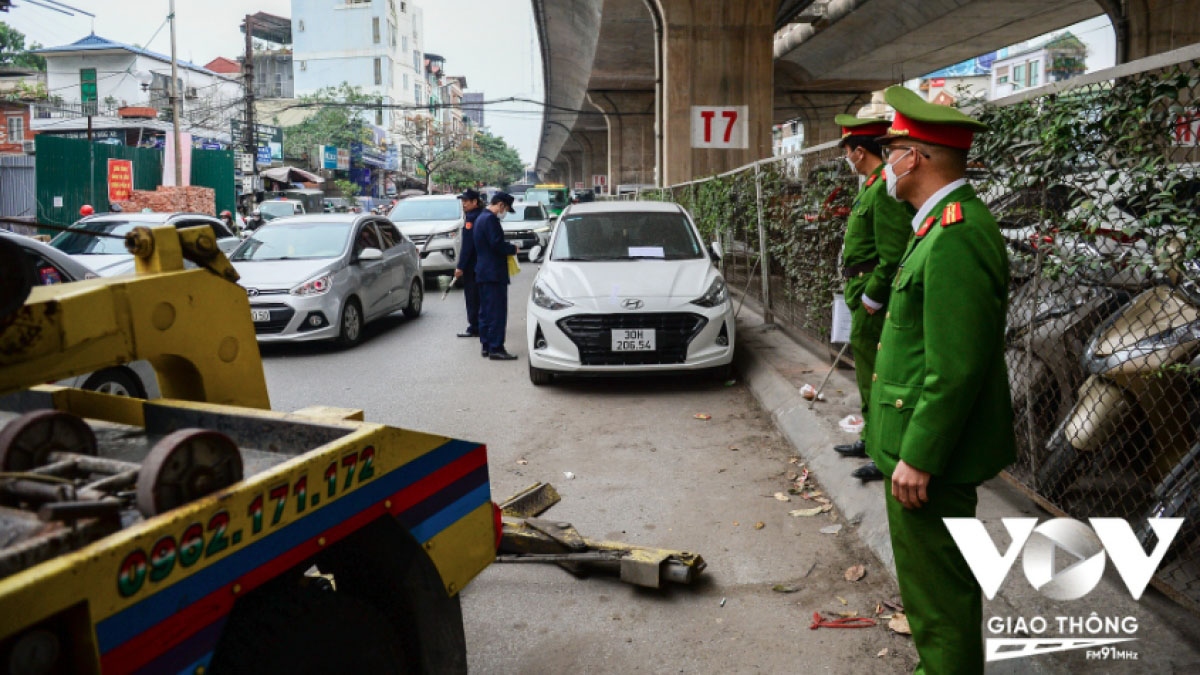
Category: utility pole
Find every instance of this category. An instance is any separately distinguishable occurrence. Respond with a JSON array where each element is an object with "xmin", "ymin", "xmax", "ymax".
[
  {"xmin": 243, "ymin": 13, "xmax": 256, "ymax": 212},
  {"xmin": 168, "ymin": 0, "xmax": 183, "ymax": 187}
]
